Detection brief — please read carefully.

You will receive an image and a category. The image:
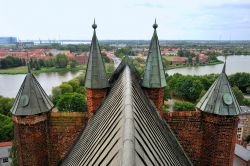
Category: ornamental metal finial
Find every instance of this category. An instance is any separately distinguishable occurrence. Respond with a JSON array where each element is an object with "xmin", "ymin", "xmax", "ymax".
[
  {"xmin": 153, "ymin": 18, "xmax": 158, "ymax": 29},
  {"xmin": 92, "ymin": 18, "xmax": 97, "ymax": 29}
]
